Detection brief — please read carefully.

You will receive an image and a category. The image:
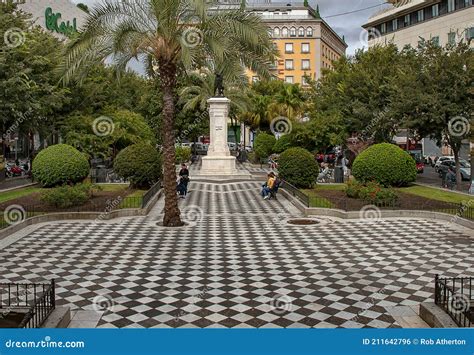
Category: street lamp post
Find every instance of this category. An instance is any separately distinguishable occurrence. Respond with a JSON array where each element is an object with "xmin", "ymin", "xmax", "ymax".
[{"xmin": 470, "ymin": 145, "xmax": 474, "ymax": 194}]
